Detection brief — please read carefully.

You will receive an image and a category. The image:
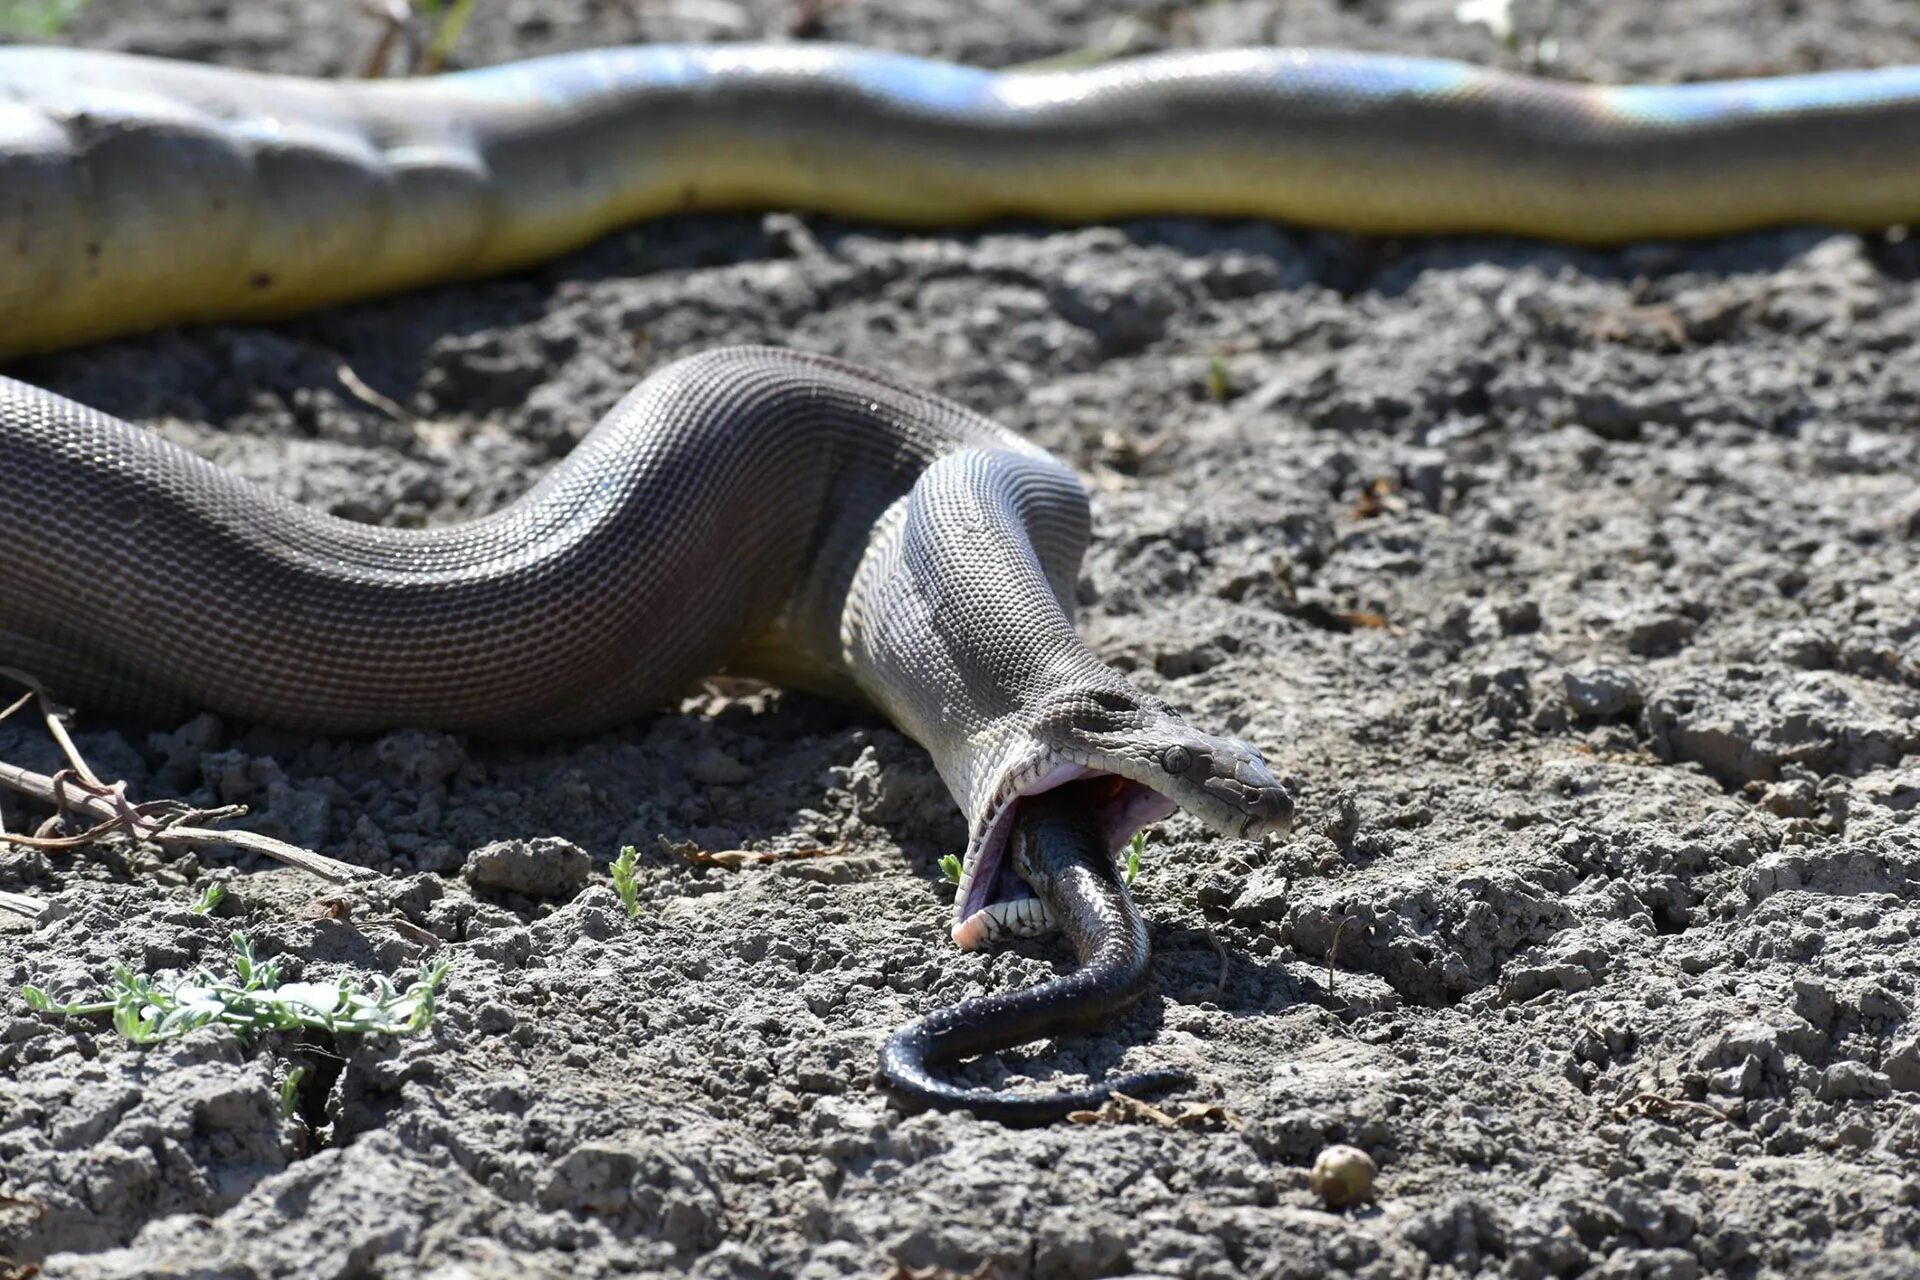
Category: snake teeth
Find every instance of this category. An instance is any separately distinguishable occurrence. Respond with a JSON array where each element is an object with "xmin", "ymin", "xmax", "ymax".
[{"xmin": 952, "ymin": 757, "xmax": 1094, "ymax": 948}]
